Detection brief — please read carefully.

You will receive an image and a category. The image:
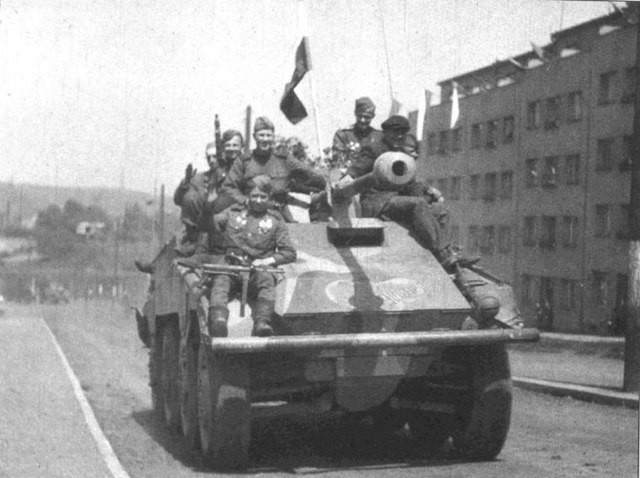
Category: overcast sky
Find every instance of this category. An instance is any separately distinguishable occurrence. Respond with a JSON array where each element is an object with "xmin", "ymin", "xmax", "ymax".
[{"xmin": 0, "ymin": 0, "xmax": 615, "ymax": 194}]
